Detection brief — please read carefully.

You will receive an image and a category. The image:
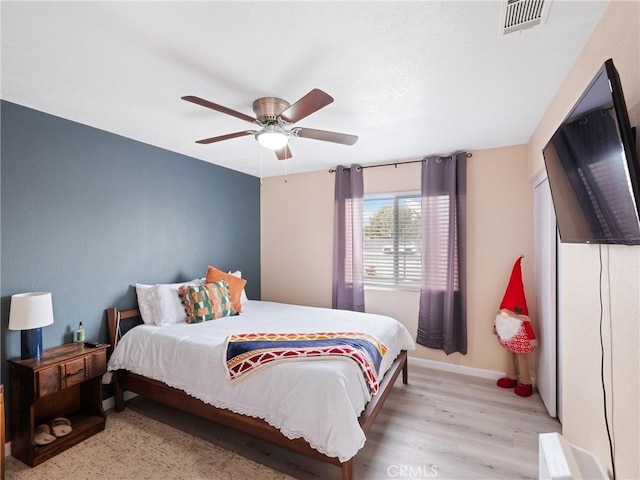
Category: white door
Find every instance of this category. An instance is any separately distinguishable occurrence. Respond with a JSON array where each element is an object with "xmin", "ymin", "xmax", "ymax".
[{"xmin": 534, "ymin": 175, "xmax": 559, "ymax": 418}]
